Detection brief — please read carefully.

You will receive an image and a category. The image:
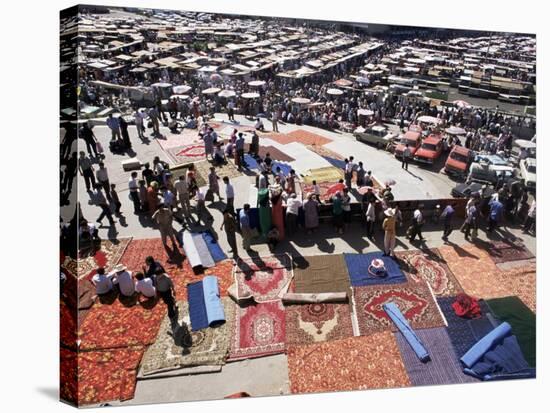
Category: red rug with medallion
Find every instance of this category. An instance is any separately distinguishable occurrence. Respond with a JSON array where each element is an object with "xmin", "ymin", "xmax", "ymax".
[
  {"xmin": 285, "ymin": 303, "xmax": 354, "ymax": 345},
  {"xmin": 395, "ymin": 248, "xmax": 463, "ymax": 297},
  {"xmin": 353, "ymin": 281, "xmax": 445, "ymax": 336},
  {"xmin": 228, "ymin": 301, "xmax": 286, "ymax": 361}
]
